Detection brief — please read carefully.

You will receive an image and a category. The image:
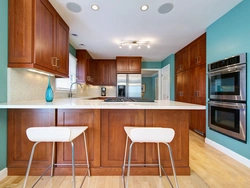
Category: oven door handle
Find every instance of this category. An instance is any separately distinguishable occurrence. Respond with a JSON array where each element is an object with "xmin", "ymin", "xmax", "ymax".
[
  {"xmin": 208, "ymin": 101, "xmax": 246, "ymax": 109},
  {"xmin": 208, "ymin": 64, "xmax": 246, "ymax": 76}
]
